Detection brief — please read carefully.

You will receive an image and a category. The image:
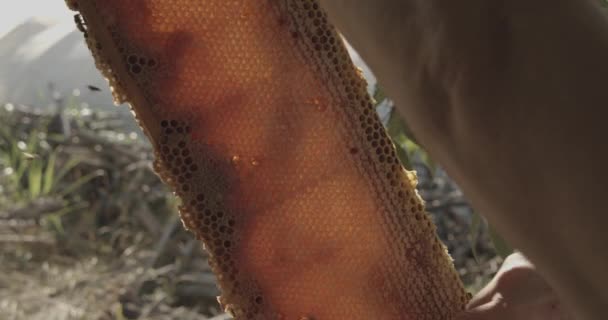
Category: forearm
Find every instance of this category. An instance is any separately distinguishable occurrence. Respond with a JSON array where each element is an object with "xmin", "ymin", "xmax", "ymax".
[{"xmin": 319, "ymin": 0, "xmax": 608, "ymax": 319}]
